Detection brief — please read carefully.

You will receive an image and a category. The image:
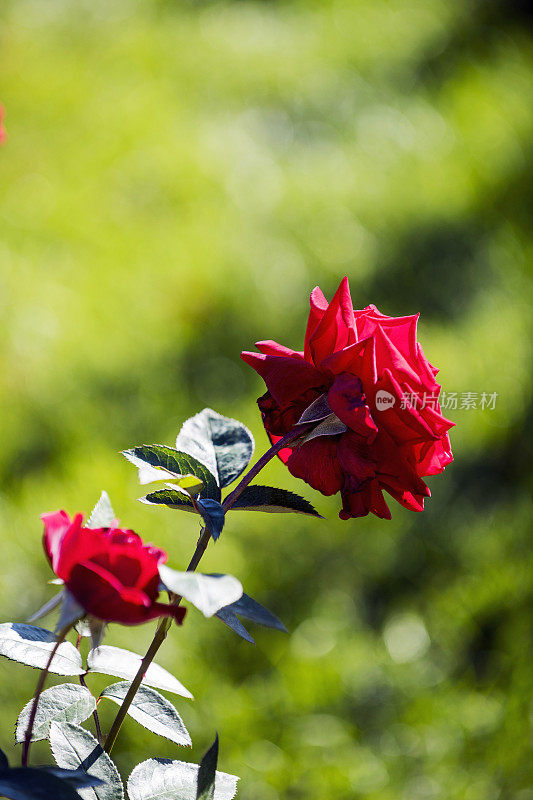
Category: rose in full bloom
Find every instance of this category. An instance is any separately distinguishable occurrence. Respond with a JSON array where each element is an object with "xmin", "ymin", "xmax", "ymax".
[
  {"xmin": 42, "ymin": 511, "xmax": 186, "ymax": 625},
  {"xmin": 241, "ymin": 277, "xmax": 454, "ymax": 520}
]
